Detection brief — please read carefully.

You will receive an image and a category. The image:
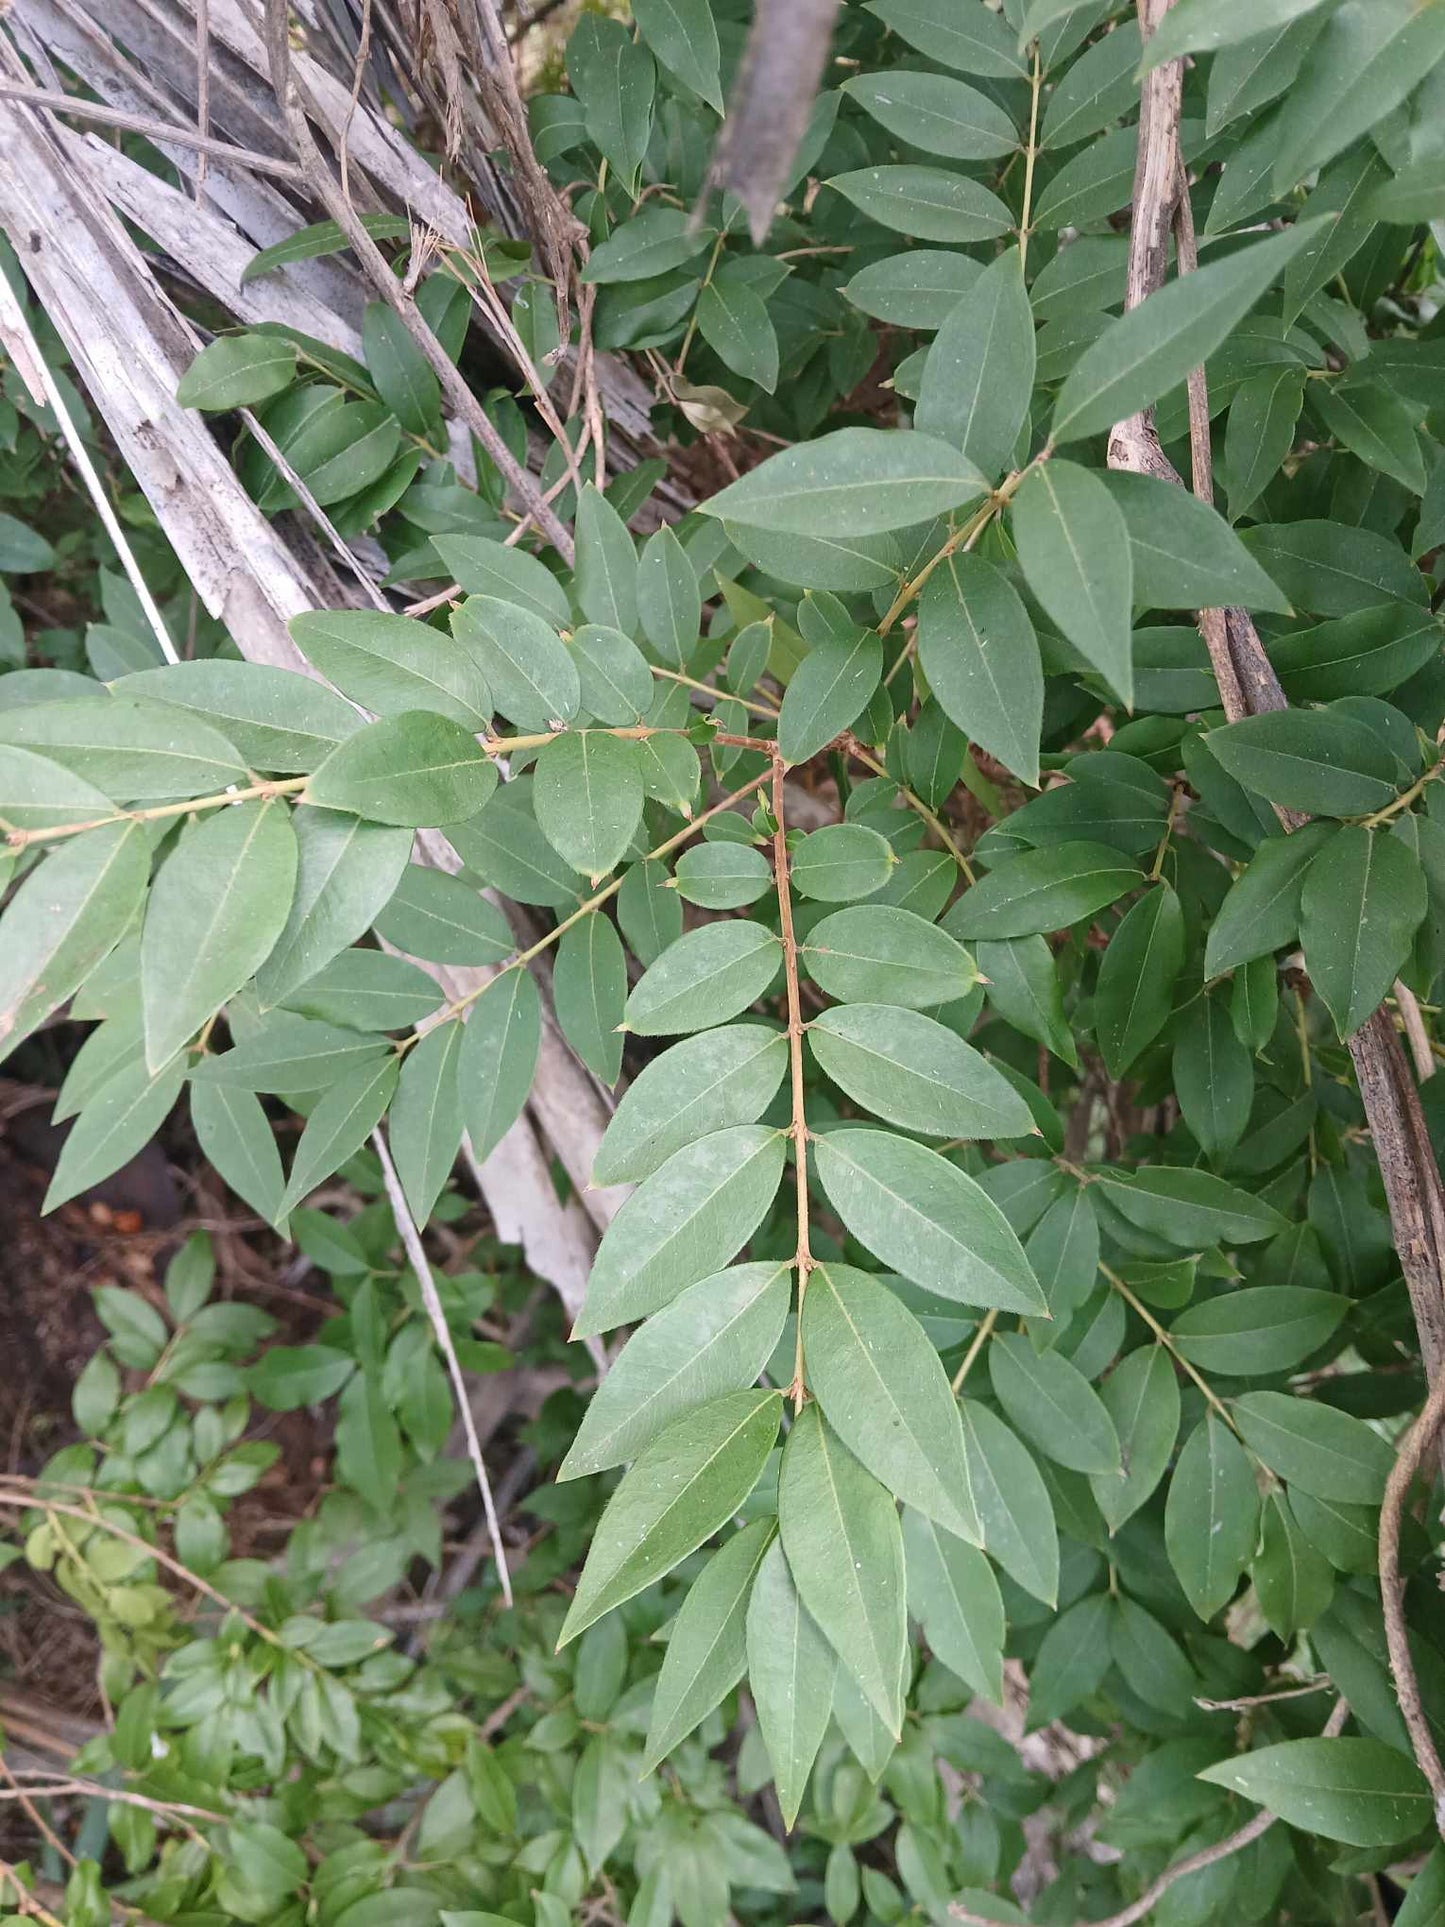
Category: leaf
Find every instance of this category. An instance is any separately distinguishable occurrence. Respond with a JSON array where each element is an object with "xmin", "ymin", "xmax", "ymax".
[
  {"xmin": 1108, "ymin": 1597, "xmax": 1196, "ymax": 1716},
  {"xmin": 1232, "ymin": 1390, "xmax": 1395, "ymax": 1504},
  {"xmin": 778, "ymin": 1404, "xmax": 907, "ymax": 1733},
  {"xmin": 814, "ymin": 1128, "xmax": 1046, "ymax": 1314},
  {"xmin": 1091, "ymin": 1345, "xmax": 1179, "ymax": 1533},
  {"xmin": 1094, "ymin": 883, "xmax": 1185, "ymax": 1078},
  {"xmin": 1026, "ymin": 1187, "xmax": 1099, "ymax": 1322},
  {"xmin": 1240, "ymin": 521, "xmax": 1427, "ymax": 616},
  {"xmin": 1104, "ymin": 473, "xmax": 1291, "ymax": 614},
  {"xmin": 0, "ymin": 824, "xmax": 148, "ymax": 1068},
  {"xmin": 0, "ymin": 697, "xmax": 248, "ymax": 800},
  {"xmin": 1205, "ymin": 711, "xmax": 1398, "ymax": 816},
  {"xmin": 777, "ymin": 628, "xmax": 882, "ymax": 765},
  {"xmin": 843, "ymin": 250, "xmax": 984, "ymax": 330},
  {"xmin": 1027, "ymin": 1593, "xmax": 1113, "ymax": 1725},
  {"xmin": 827, "ymin": 166, "xmax": 1013, "ymax": 243},
  {"xmin": 1172, "ymin": 1287, "xmax": 1347, "ymax": 1377},
  {"xmin": 632, "ymin": 0, "xmax": 723, "ymax": 107},
  {"xmin": 451, "ymin": 598, "xmax": 579, "ymax": 731},
  {"xmin": 902, "ymin": 1508, "xmax": 1003, "ymax": 1703},
  {"xmin": 636, "ymin": 526, "xmax": 701, "ymax": 666},
  {"xmin": 120, "ymin": 660, "xmax": 363, "ymax": 775},
  {"xmin": 532, "ymin": 732, "xmax": 645, "ymax": 883},
  {"xmin": 1204, "ymin": 823, "xmax": 1336, "ymax": 978},
  {"xmin": 431, "ymin": 535, "xmax": 571, "ymax": 628},
  {"xmin": 1164, "ymin": 1414, "xmax": 1260, "ymax": 1620},
  {"xmin": 1313, "ymin": 382, "xmax": 1427, "ymax": 494},
  {"xmin": 191, "ymin": 1083, "xmax": 287, "ymax": 1226},
  {"xmin": 561, "ymin": 1264, "xmax": 790, "ymax": 1478},
  {"xmin": 1255, "ymin": 1492, "xmax": 1334, "ymax": 1638},
  {"xmin": 1198, "ymin": 1739, "xmax": 1430, "ymax": 1848},
  {"xmin": 176, "ymin": 333, "xmax": 298, "ymax": 409},
  {"xmin": 447, "ymin": 776, "xmax": 582, "ymax": 909},
  {"xmin": 790, "ymin": 825, "xmax": 894, "ymax": 903},
  {"xmin": 745, "ymin": 1536, "xmax": 837, "ymax": 1826},
  {"xmin": 280, "ymin": 1055, "xmax": 399, "ymax": 1213},
  {"xmin": 1145, "ymin": 0, "xmax": 1329, "ymax": 64},
  {"xmin": 702, "ymin": 429, "xmax": 989, "ymax": 538},
  {"xmin": 1040, "ymin": 21, "xmax": 1142, "ymax": 149},
  {"xmin": 554, "ymin": 912, "xmax": 627, "ymax": 1085},
  {"xmin": 567, "ymin": 13, "xmax": 655, "ymax": 187},
  {"xmin": 916, "ymin": 254, "xmax": 1033, "ymax": 479},
  {"xmin": 256, "ymin": 811, "xmax": 413, "ymax": 1006},
  {"xmin": 802, "ymin": 905, "xmax": 979, "ymax": 1007},
  {"xmin": 595, "ymin": 1027, "xmax": 786, "ymax": 1192},
  {"xmin": 372, "ymin": 868, "xmax": 512, "ymax": 967},
  {"xmin": 641, "ymin": 1519, "xmax": 775, "ymax": 1773},
  {"xmin": 560, "ymin": 1388, "xmax": 780, "ymax": 1644},
  {"xmin": 1301, "ymin": 827, "xmax": 1426, "ymax": 1038},
  {"xmin": 917, "ymin": 552, "xmax": 1043, "ymax": 787},
  {"xmin": 1012, "ymin": 462, "xmax": 1134, "ymax": 704},
  {"xmin": 1100, "ymin": 1167, "xmax": 1286, "ymax": 1247},
  {"xmin": 362, "ymin": 303, "xmax": 440, "ymax": 437},
  {"xmin": 193, "ymin": 1012, "xmax": 388, "ymax": 1091},
  {"xmin": 1051, "ymin": 224, "xmax": 1319, "ymax": 444},
  {"xmin": 575, "ymin": 485, "xmax": 639, "ymax": 636},
  {"xmin": 959, "ymin": 1399, "xmax": 1058, "ymax": 1606},
  {"xmin": 575, "ymin": 1126, "xmax": 787, "ymax": 1336},
  {"xmin": 1225, "ymin": 367, "xmax": 1307, "ymax": 519},
  {"xmin": 865, "ymin": 0, "xmax": 1026, "ymax": 77},
  {"xmin": 843, "ymin": 71, "xmax": 1017, "ymax": 161},
  {"xmin": 306, "ymin": 712, "xmax": 498, "ymax": 827},
  {"xmin": 697, "ymin": 279, "xmax": 779, "ymax": 394},
  {"xmin": 977, "ymin": 936, "xmax": 1077, "ymax": 1066},
  {"xmin": 0, "ymin": 746, "xmax": 112, "ymax": 834},
  {"xmin": 804, "ymin": 1264, "xmax": 979, "ymax": 1542},
  {"xmin": 44, "ymin": 1055, "xmax": 187, "ymax": 1211},
  {"xmin": 808, "ymin": 1004, "xmax": 1033, "ymax": 1140},
  {"xmin": 248, "ymin": 1344, "xmax": 356, "ymax": 1411},
  {"xmin": 988, "ymin": 1333, "xmax": 1120, "ymax": 1476},
  {"xmin": 289, "ymin": 610, "xmax": 490, "ymax": 731},
  {"xmin": 1173, "ymin": 994, "xmax": 1254, "ymax": 1160},
  {"xmin": 457, "ymin": 968, "xmax": 540, "ymax": 1160},
  {"xmin": 947, "ymin": 842, "xmax": 1141, "ymax": 941},
  {"xmin": 141, "ymin": 800, "xmax": 298, "ymax": 1070},
  {"xmin": 389, "ymin": 1020, "xmax": 465, "ymax": 1223},
  {"xmin": 1269, "ymin": 0, "xmax": 1445, "ymax": 189},
  {"xmin": 335, "ymin": 1371, "xmax": 401, "ymax": 1505},
  {"xmin": 1272, "ymin": 607, "xmax": 1441, "ymax": 705}
]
